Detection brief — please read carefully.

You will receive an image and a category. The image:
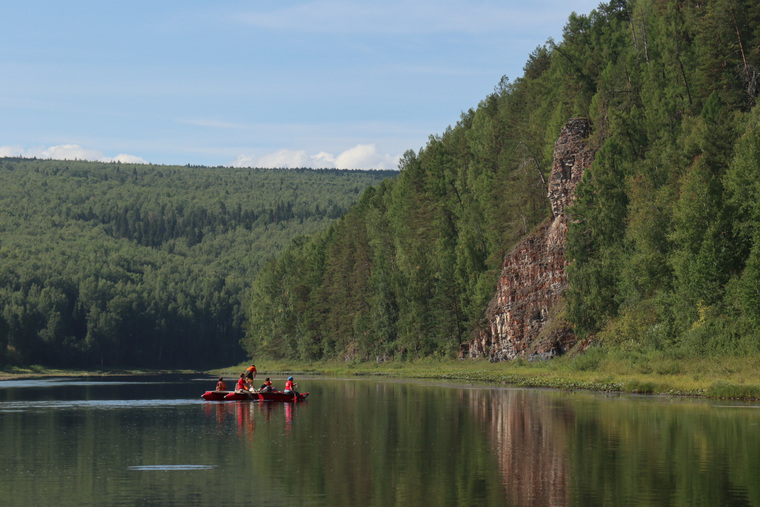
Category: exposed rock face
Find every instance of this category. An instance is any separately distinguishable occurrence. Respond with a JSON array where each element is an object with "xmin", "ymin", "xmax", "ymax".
[{"xmin": 462, "ymin": 118, "xmax": 593, "ymax": 361}]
